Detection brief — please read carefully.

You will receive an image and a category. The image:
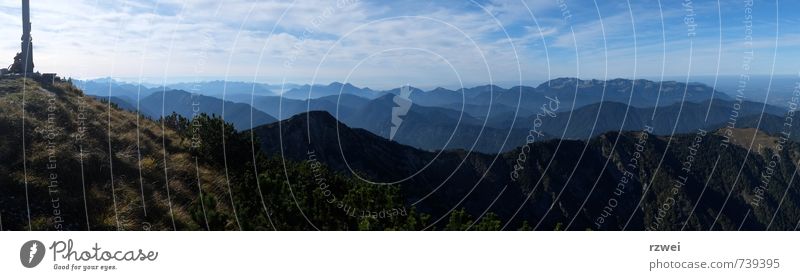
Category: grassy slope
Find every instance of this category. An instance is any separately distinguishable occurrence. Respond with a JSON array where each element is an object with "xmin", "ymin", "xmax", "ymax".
[{"xmin": 0, "ymin": 77, "xmax": 235, "ymax": 230}]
